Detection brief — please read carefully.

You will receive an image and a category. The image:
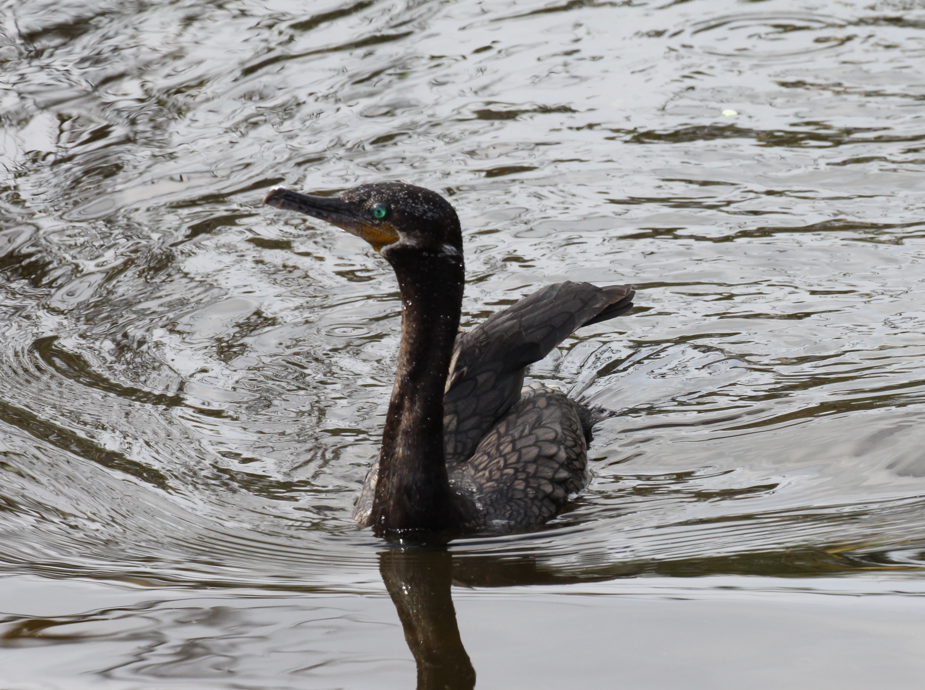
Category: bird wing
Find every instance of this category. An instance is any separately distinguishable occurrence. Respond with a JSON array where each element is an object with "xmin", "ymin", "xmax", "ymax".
[
  {"xmin": 443, "ymin": 281, "xmax": 633, "ymax": 466},
  {"xmin": 451, "ymin": 383, "xmax": 589, "ymax": 530}
]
